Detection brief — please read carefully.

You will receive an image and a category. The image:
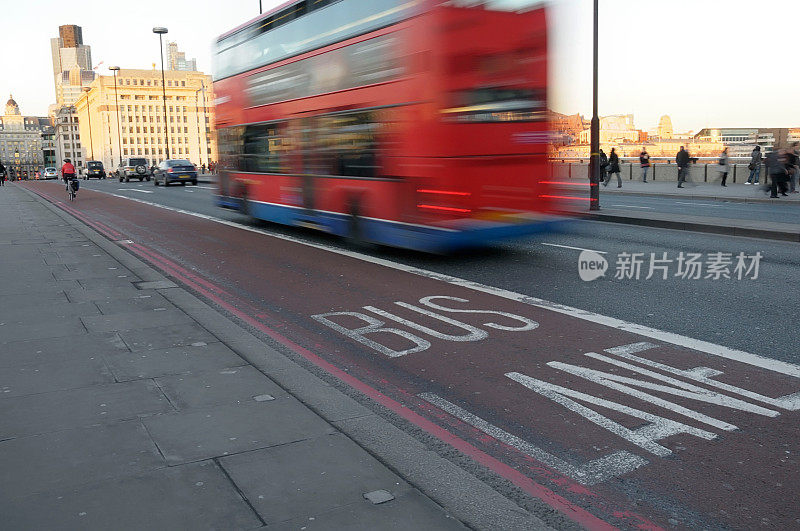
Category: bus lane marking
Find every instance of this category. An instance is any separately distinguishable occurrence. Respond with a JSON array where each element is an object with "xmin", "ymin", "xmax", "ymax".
[
  {"xmin": 312, "ymin": 296, "xmax": 538, "ymax": 357},
  {"xmin": 314, "ymin": 288, "xmax": 800, "ymax": 482},
  {"xmin": 81, "ymin": 186, "xmax": 800, "ymax": 380},
  {"xmin": 418, "ymin": 392, "xmax": 649, "ymax": 486}
]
